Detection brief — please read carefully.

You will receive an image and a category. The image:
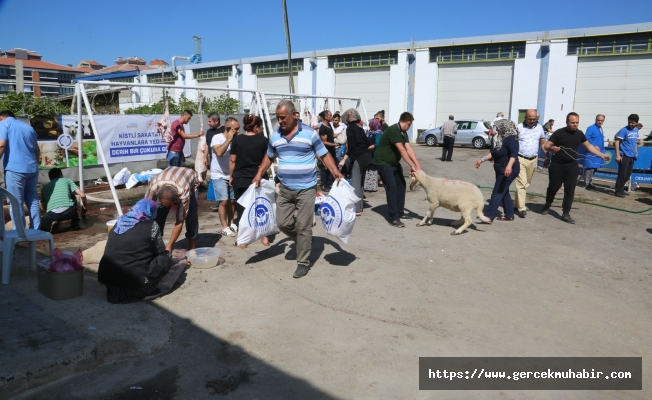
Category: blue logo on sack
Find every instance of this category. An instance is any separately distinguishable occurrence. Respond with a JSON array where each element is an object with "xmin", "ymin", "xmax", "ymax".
[
  {"xmin": 248, "ymin": 197, "xmax": 273, "ymax": 234},
  {"xmin": 319, "ymin": 197, "xmax": 343, "ymax": 232}
]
